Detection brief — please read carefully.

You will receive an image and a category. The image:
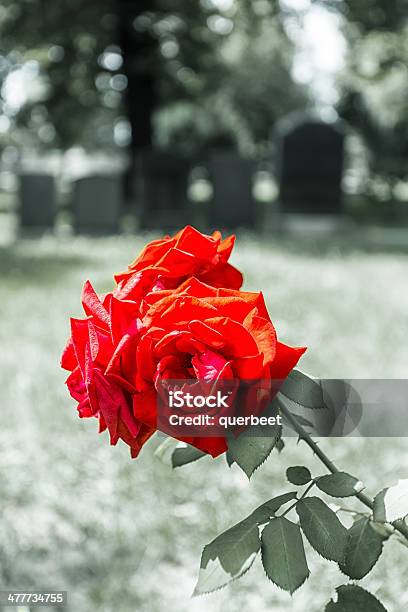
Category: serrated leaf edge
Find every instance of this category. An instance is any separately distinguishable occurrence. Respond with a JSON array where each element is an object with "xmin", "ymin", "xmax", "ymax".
[
  {"xmin": 231, "ymin": 425, "xmax": 282, "ymax": 479},
  {"xmin": 261, "ymin": 519, "xmax": 310, "ymax": 595},
  {"xmin": 338, "ymin": 519, "xmax": 384, "ymax": 580},
  {"xmin": 296, "ymin": 498, "xmax": 347, "ymax": 563},
  {"xmin": 193, "ymin": 539, "xmax": 260, "ymax": 596}
]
